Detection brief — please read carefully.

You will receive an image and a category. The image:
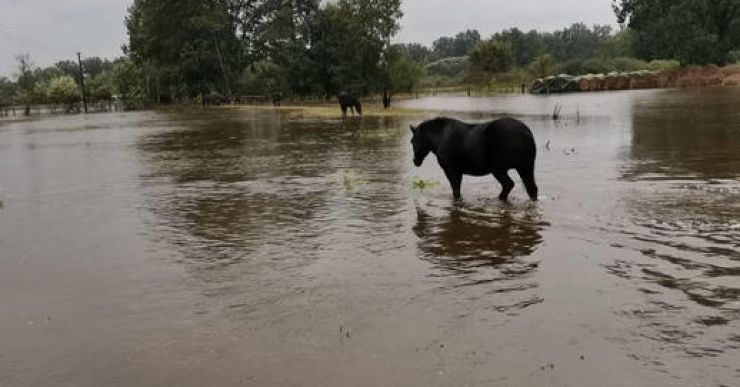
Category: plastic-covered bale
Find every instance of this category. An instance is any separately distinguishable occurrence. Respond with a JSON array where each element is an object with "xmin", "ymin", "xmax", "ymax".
[
  {"xmin": 578, "ymin": 78, "xmax": 591, "ymax": 91},
  {"xmin": 531, "ymin": 79, "xmax": 545, "ymax": 93}
]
